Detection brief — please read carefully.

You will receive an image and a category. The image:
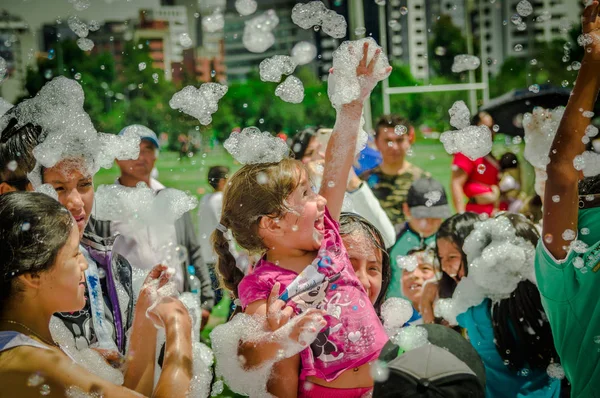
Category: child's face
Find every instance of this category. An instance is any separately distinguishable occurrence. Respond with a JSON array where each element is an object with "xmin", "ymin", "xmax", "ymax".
[
  {"xmin": 436, "ymin": 237, "xmax": 464, "ymax": 282},
  {"xmin": 401, "ymin": 256, "xmax": 437, "ymax": 308},
  {"xmin": 343, "ymin": 231, "xmax": 383, "ymax": 305},
  {"xmin": 280, "ymin": 170, "xmax": 328, "ymax": 252}
]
